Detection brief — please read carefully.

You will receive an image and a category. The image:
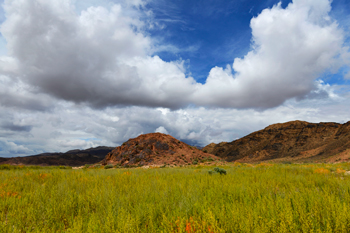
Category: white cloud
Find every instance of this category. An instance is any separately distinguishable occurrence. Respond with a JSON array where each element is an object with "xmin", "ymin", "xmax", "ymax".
[
  {"xmin": 192, "ymin": 0, "xmax": 348, "ymax": 108},
  {"xmin": 155, "ymin": 126, "xmax": 168, "ymax": 134},
  {"xmin": 0, "ymin": 0, "xmax": 198, "ymax": 109},
  {"xmin": 0, "ymin": 0, "xmax": 348, "ymax": 110},
  {"xmin": 0, "ymin": 139, "xmax": 34, "ymax": 156}
]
